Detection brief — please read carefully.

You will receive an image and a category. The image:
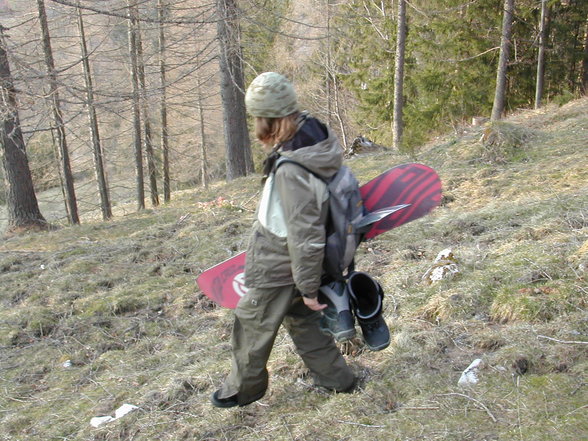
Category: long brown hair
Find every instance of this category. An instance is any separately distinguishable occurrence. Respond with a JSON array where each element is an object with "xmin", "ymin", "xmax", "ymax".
[{"xmin": 254, "ymin": 112, "xmax": 300, "ymax": 148}]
